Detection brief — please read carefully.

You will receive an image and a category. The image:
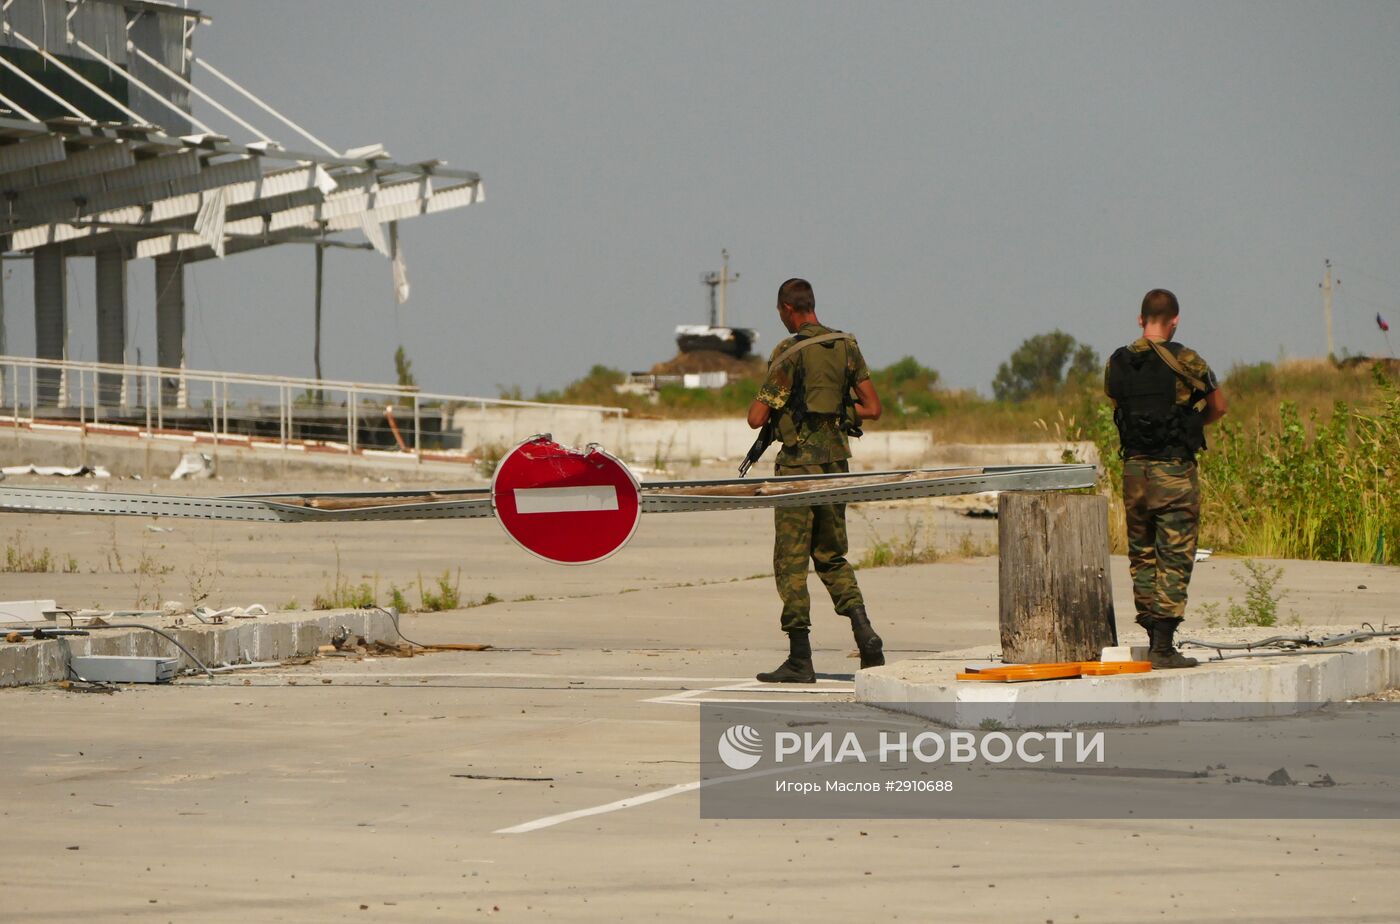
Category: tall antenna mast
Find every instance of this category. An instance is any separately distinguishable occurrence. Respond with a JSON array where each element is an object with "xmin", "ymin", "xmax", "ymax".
[{"xmin": 701, "ymin": 250, "xmax": 740, "ymax": 328}]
